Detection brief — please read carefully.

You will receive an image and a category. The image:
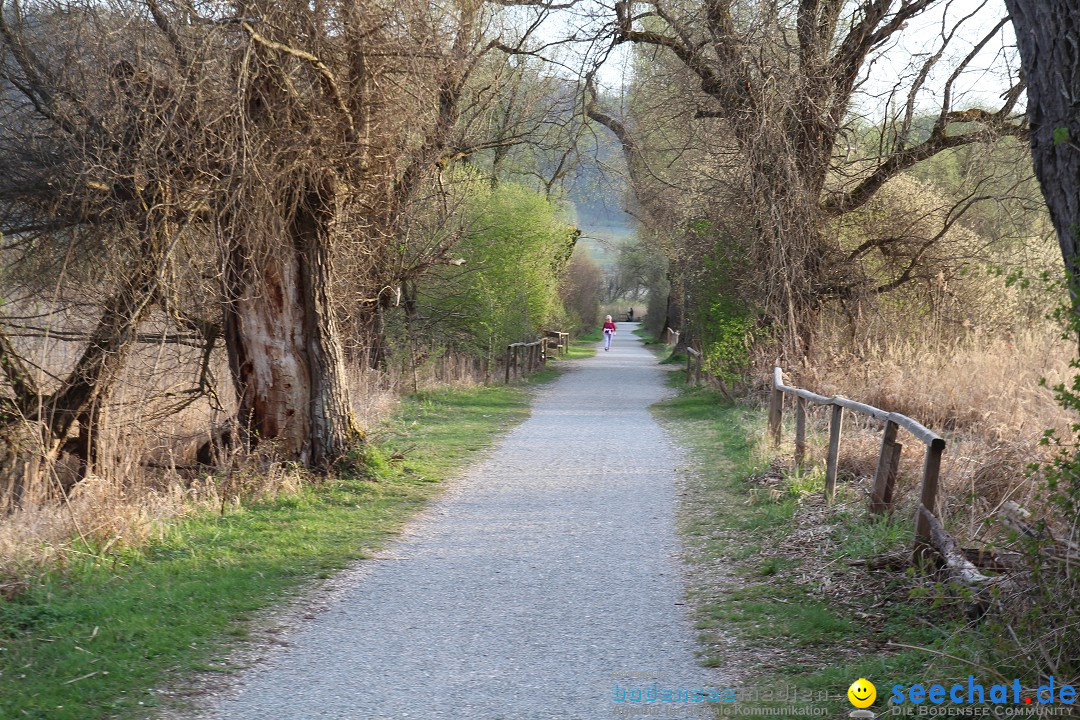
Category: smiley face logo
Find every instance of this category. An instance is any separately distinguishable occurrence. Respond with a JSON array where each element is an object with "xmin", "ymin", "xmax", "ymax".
[{"xmin": 848, "ymin": 678, "xmax": 876, "ymax": 709}]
